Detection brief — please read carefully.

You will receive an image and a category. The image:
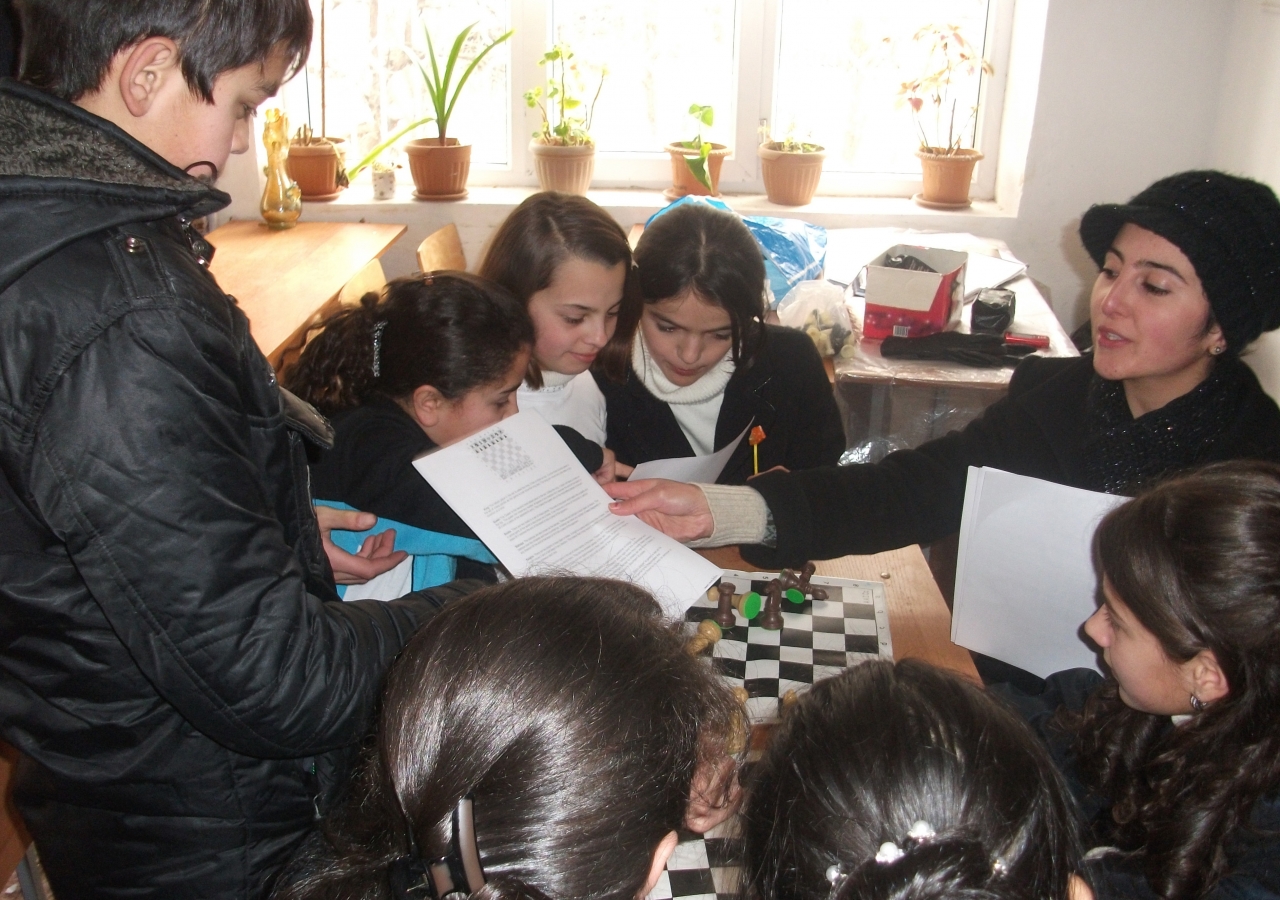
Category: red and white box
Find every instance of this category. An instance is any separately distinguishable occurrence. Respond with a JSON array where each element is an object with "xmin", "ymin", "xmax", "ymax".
[{"xmin": 863, "ymin": 245, "xmax": 968, "ymax": 340}]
